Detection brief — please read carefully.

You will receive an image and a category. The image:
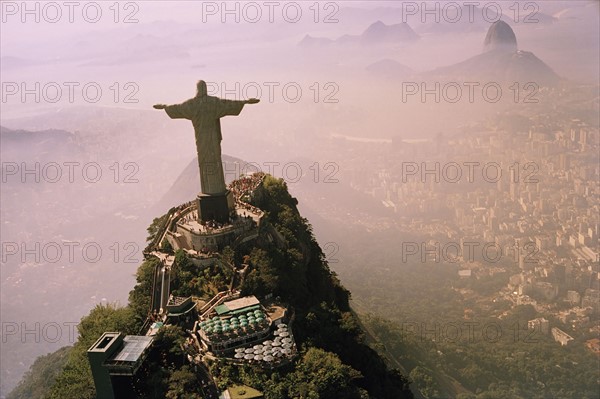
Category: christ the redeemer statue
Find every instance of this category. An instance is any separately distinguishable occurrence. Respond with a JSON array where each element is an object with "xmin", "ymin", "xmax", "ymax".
[{"xmin": 154, "ymin": 80, "xmax": 259, "ymax": 222}]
